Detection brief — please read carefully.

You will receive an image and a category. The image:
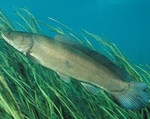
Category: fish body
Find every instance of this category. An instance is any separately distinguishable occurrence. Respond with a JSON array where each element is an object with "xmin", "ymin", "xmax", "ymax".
[{"xmin": 1, "ymin": 31, "xmax": 149, "ymax": 110}]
